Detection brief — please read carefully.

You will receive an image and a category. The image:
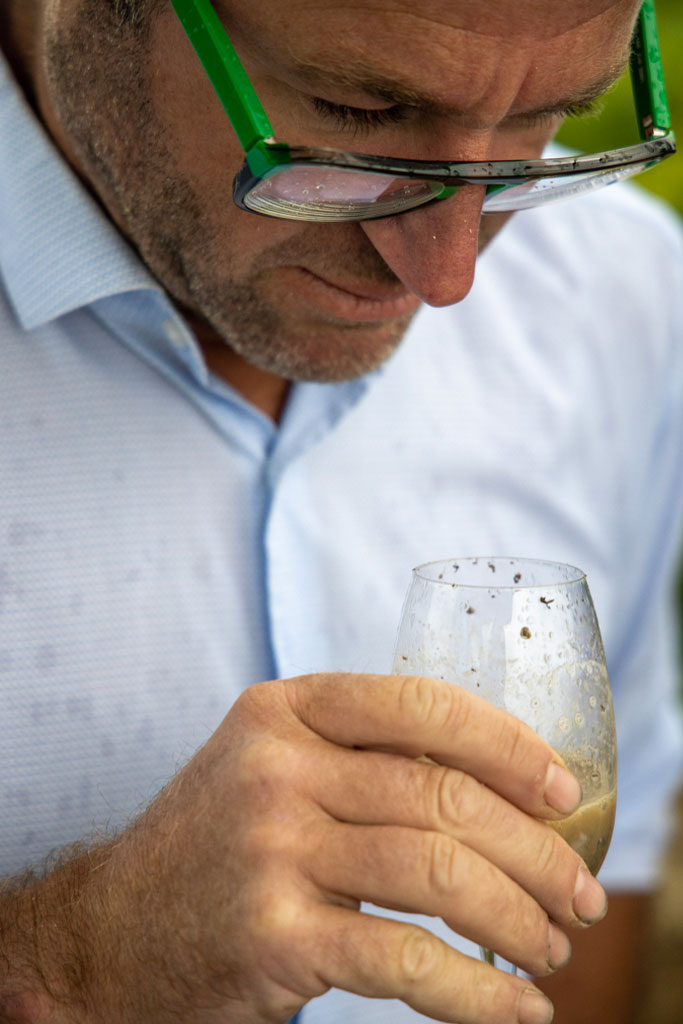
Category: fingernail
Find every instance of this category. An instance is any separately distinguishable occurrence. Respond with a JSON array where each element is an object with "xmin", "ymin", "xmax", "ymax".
[
  {"xmin": 518, "ymin": 988, "xmax": 554, "ymax": 1024},
  {"xmin": 544, "ymin": 763, "xmax": 581, "ymax": 814},
  {"xmin": 573, "ymin": 867, "xmax": 608, "ymax": 924},
  {"xmin": 547, "ymin": 923, "xmax": 571, "ymax": 970}
]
